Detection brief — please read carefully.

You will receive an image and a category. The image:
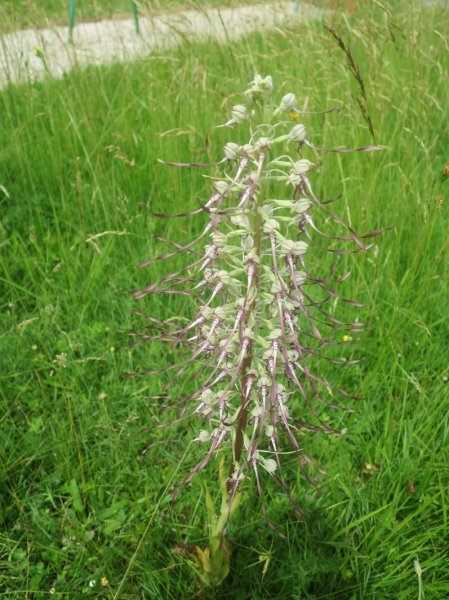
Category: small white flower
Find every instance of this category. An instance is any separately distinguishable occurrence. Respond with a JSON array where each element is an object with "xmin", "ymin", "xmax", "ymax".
[
  {"xmin": 196, "ymin": 430, "xmax": 211, "ymax": 443},
  {"xmin": 247, "ymin": 74, "xmax": 273, "ymax": 95},
  {"xmin": 89, "ymin": 580, "xmax": 96, "ymax": 588},
  {"xmin": 53, "ymin": 352, "xmax": 67, "ymax": 368}
]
